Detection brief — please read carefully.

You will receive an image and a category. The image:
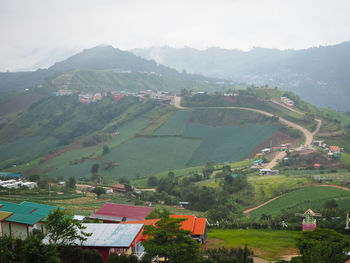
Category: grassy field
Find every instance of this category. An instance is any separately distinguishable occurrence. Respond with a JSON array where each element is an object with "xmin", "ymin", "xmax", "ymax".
[
  {"xmin": 249, "ymin": 186, "xmax": 350, "ymax": 219},
  {"xmin": 0, "ymin": 136, "xmax": 59, "ymax": 169},
  {"xmin": 206, "ymin": 228, "xmax": 299, "ymax": 260},
  {"xmin": 248, "ymin": 175, "xmax": 310, "ymax": 202},
  {"xmin": 154, "ymin": 110, "xmax": 191, "ymax": 136},
  {"xmin": 185, "ymin": 123, "xmax": 277, "ymax": 166}
]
